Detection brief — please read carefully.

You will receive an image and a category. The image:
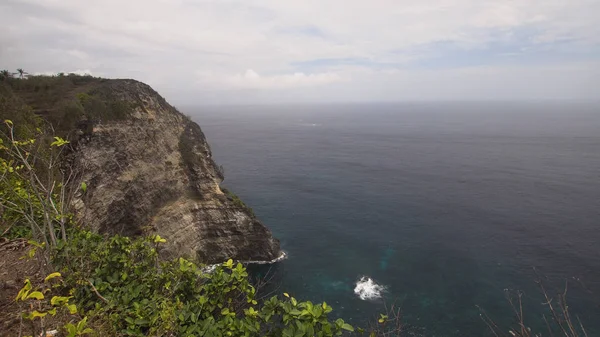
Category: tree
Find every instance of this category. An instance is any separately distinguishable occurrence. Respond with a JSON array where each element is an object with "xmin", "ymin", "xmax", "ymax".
[
  {"xmin": 0, "ymin": 69, "xmax": 11, "ymax": 80},
  {"xmin": 0, "ymin": 120, "xmax": 78, "ymax": 259},
  {"xmin": 17, "ymin": 68, "xmax": 27, "ymax": 79}
]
